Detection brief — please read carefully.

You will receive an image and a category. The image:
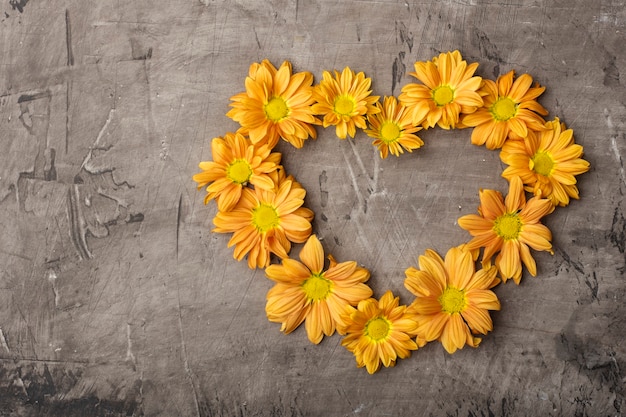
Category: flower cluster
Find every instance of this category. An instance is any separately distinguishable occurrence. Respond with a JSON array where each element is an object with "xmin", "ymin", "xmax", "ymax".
[{"xmin": 193, "ymin": 52, "xmax": 589, "ymax": 373}]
